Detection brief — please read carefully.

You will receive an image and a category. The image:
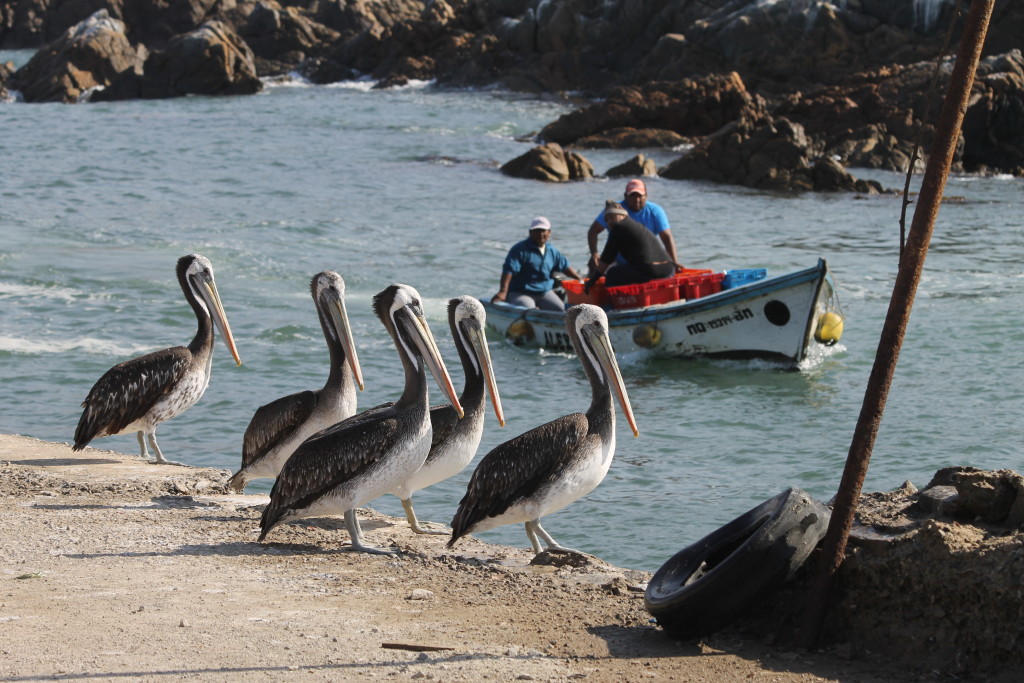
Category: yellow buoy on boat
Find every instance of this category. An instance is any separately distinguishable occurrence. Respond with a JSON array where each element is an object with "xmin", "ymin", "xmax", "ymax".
[
  {"xmin": 632, "ymin": 323, "xmax": 662, "ymax": 348},
  {"xmin": 815, "ymin": 311, "xmax": 844, "ymax": 344},
  {"xmin": 506, "ymin": 319, "xmax": 535, "ymax": 346}
]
